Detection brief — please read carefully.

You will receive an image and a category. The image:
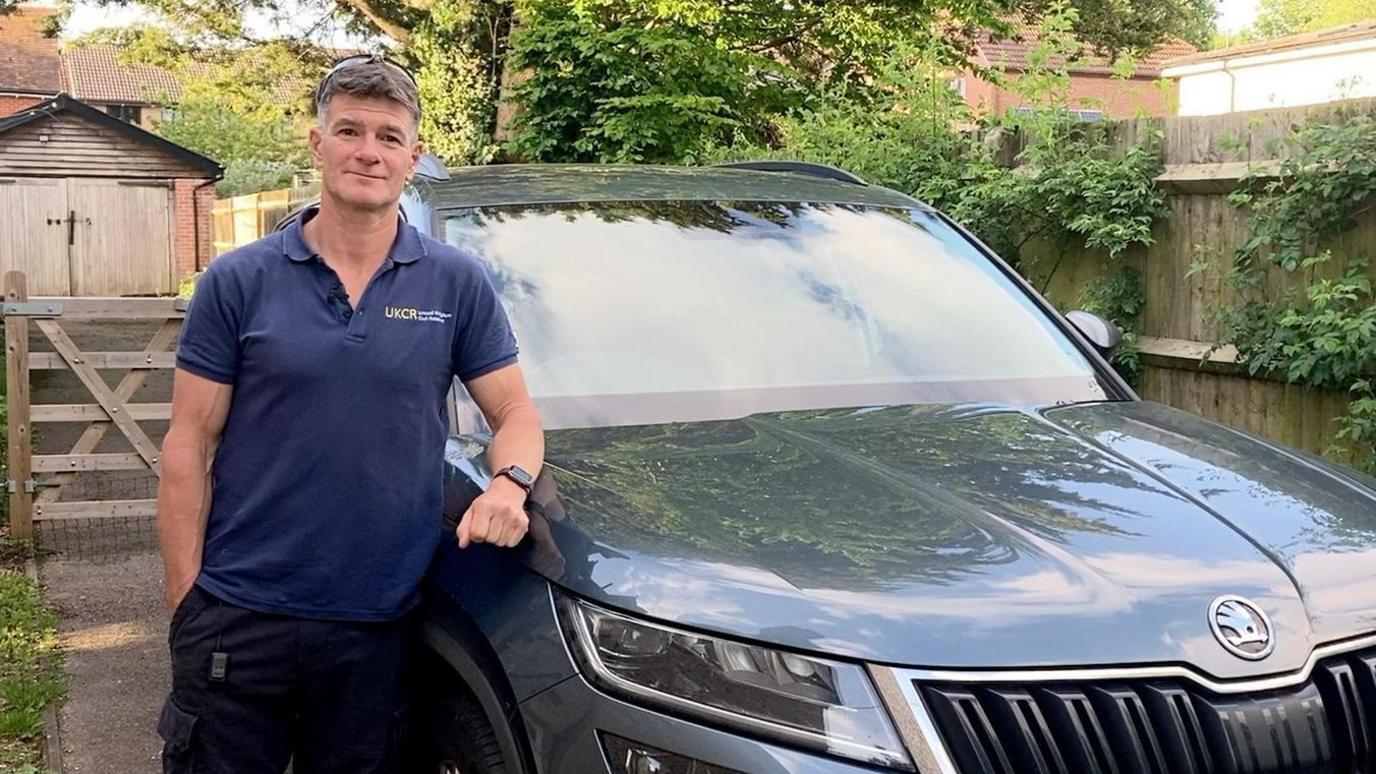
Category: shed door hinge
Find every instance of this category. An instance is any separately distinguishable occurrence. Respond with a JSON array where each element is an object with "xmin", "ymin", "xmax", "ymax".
[{"xmin": 5, "ymin": 479, "xmax": 37, "ymax": 494}]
